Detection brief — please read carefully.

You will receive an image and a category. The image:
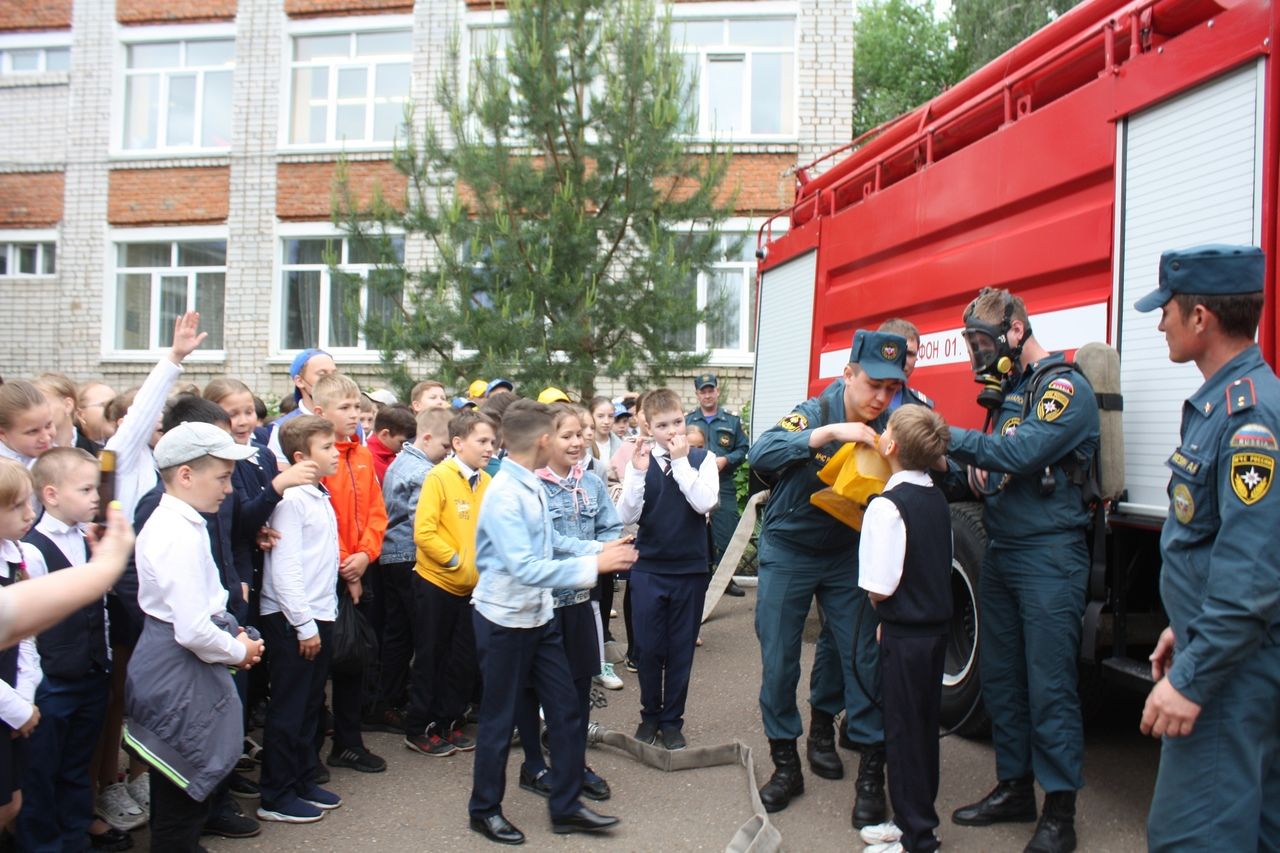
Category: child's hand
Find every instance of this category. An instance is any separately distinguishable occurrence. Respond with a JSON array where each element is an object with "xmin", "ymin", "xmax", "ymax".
[
  {"xmin": 347, "ymin": 579, "xmax": 363, "ymax": 604},
  {"xmin": 668, "ymin": 433, "xmax": 689, "ymax": 460},
  {"xmin": 631, "ymin": 439, "xmax": 652, "ymax": 472},
  {"xmin": 299, "ymin": 634, "xmax": 322, "ymax": 661},
  {"xmin": 597, "ymin": 540, "xmax": 638, "ymax": 574},
  {"xmin": 236, "ymin": 628, "xmax": 265, "ymax": 669},
  {"xmin": 339, "ymin": 552, "xmax": 370, "ymax": 582},
  {"xmin": 256, "ymin": 526, "xmax": 281, "ymax": 552},
  {"xmin": 168, "ymin": 311, "xmax": 208, "ymax": 363},
  {"xmin": 15, "ymin": 705, "xmax": 39, "ymax": 738},
  {"xmin": 274, "ymin": 460, "xmax": 321, "ymax": 494}
]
